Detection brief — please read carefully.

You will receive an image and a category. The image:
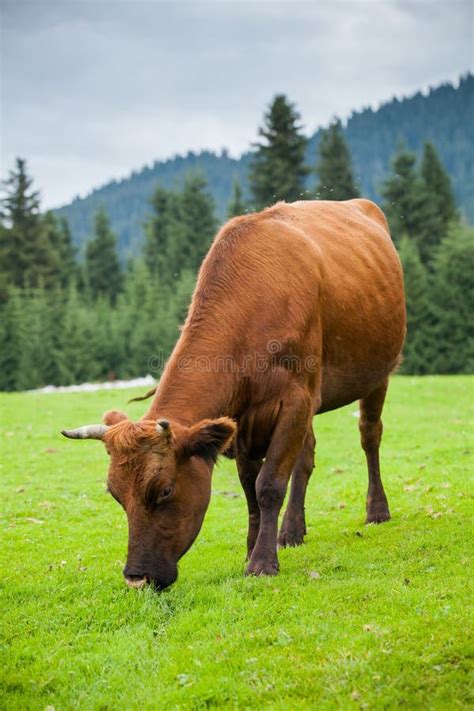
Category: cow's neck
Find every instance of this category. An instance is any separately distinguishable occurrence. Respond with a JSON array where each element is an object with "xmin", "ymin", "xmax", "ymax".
[{"xmin": 142, "ymin": 330, "xmax": 236, "ymax": 425}]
